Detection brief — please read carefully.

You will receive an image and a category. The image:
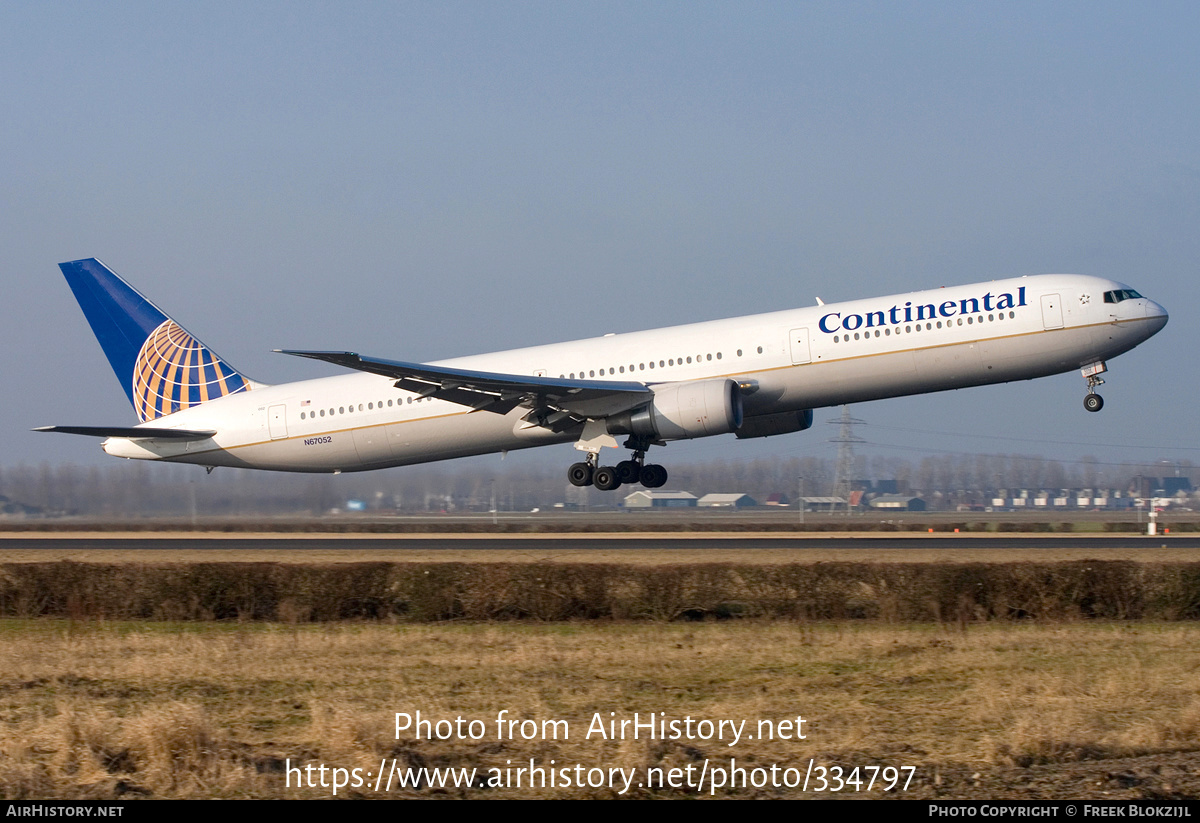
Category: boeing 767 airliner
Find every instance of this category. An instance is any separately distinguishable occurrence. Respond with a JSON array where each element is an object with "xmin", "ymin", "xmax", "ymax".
[{"xmin": 38, "ymin": 259, "xmax": 1167, "ymax": 490}]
